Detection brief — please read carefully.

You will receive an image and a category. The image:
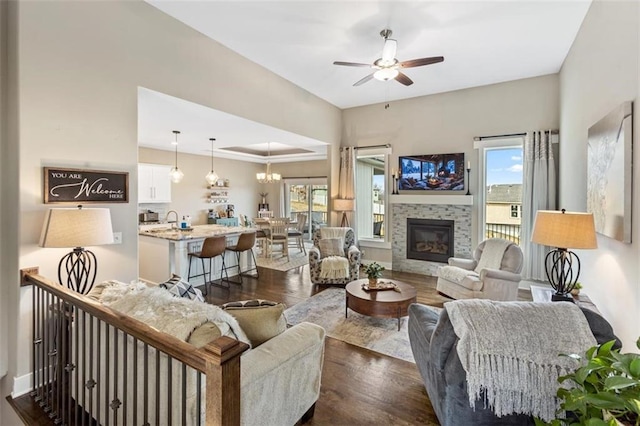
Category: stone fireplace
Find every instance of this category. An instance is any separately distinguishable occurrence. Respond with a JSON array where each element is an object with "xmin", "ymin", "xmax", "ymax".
[
  {"xmin": 392, "ymin": 199, "xmax": 472, "ymax": 276},
  {"xmin": 406, "ymin": 218, "xmax": 455, "ymax": 263}
]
